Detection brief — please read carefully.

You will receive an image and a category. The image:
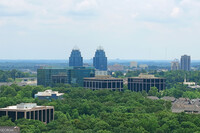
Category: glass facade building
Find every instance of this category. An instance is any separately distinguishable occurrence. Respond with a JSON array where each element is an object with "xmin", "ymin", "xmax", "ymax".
[
  {"xmin": 67, "ymin": 67, "xmax": 95, "ymax": 87},
  {"xmin": 93, "ymin": 47, "xmax": 107, "ymax": 71},
  {"xmin": 37, "ymin": 67, "xmax": 68, "ymax": 87},
  {"xmin": 69, "ymin": 49, "xmax": 83, "ymax": 67},
  {"xmin": 37, "ymin": 67, "xmax": 95, "ymax": 87}
]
